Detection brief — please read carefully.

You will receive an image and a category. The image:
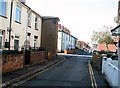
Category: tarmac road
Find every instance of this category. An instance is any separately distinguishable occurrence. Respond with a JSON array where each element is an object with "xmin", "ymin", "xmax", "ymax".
[{"xmin": 19, "ymin": 54, "xmax": 92, "ymax": 87}]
